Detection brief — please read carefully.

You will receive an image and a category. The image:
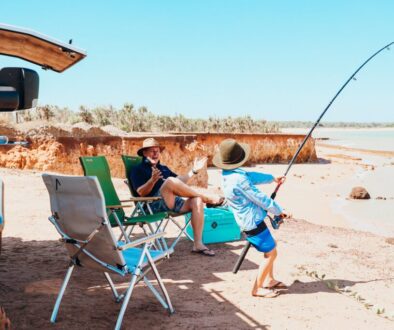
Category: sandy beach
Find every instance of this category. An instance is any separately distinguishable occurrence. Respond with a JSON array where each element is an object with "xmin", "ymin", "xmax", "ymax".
[
  {"xmin": 0, "ymin": 136, "xmax": 393, "ymax": 329},
  {"xmin": 2, "ymin": 3, "xmax": 393, "ymax": 328}
]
